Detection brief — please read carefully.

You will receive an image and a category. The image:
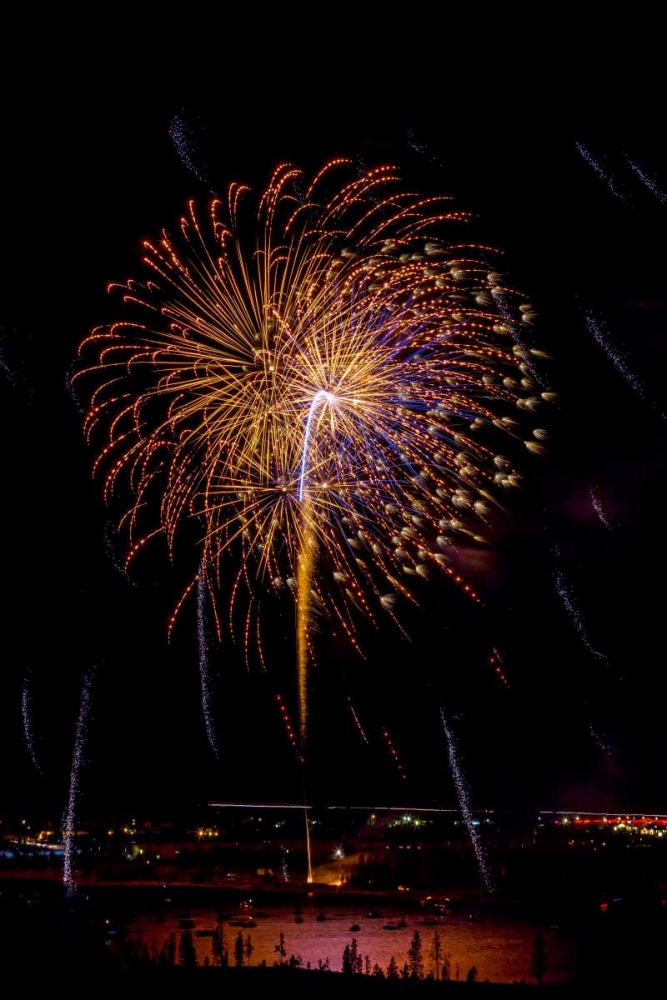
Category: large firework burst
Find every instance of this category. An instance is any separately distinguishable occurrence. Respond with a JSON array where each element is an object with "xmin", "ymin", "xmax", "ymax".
[{"xmin": 77, "ymin": 160, "xmax": 548, "ymax": 735}]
